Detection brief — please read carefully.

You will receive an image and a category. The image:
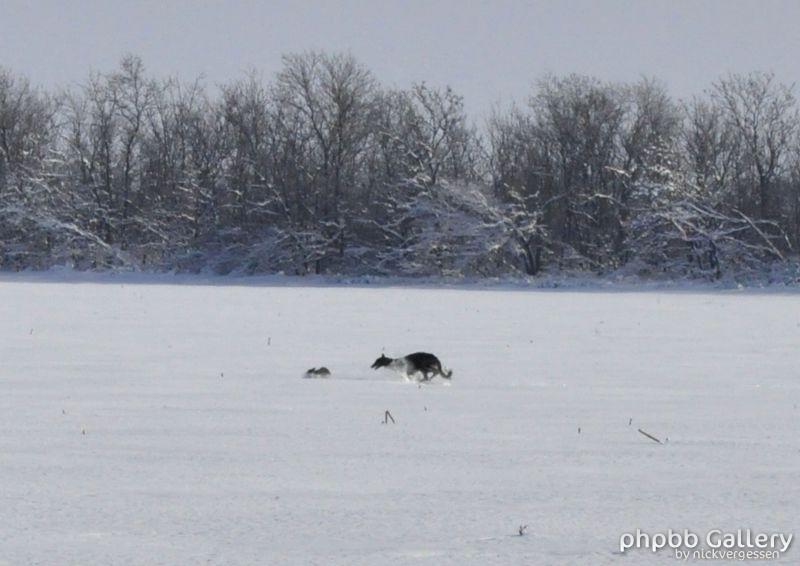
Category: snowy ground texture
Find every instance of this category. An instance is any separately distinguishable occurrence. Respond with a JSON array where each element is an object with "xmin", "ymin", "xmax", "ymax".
[{"xmin": 1, "ymin": 274, "xmax": 798, "ymax": 565}]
